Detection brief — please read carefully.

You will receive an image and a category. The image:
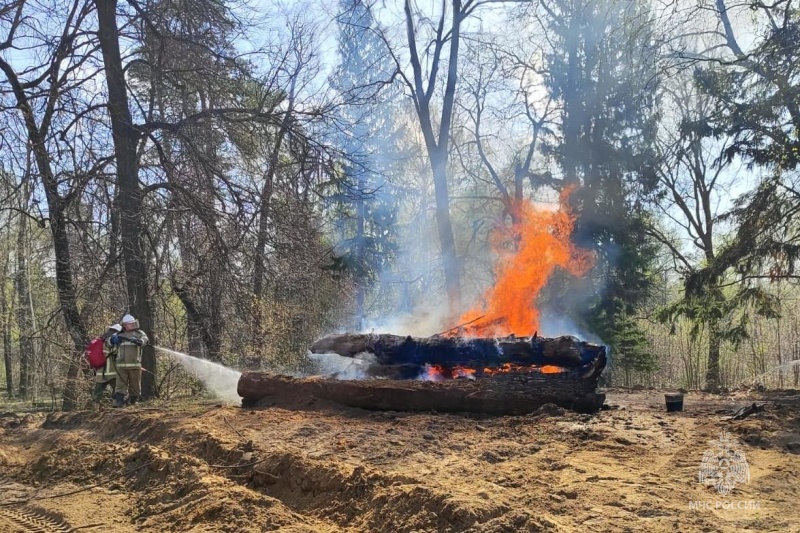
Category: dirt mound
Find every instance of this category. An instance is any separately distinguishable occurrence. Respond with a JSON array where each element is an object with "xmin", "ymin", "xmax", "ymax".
[
  {"xmin": 4, "ymin": 418, "xmax": 324, "ymax": 532},
  {"xmin": 248, "ymin": 450, "xmax": 514, "ymax": 531},
  {"xmin": 0, "ymin": 390, "xmax": 798, "ymax": 532},
  {"xmin": 25, "ymin": 410, "xmax": 525, "ymax": 531}
]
